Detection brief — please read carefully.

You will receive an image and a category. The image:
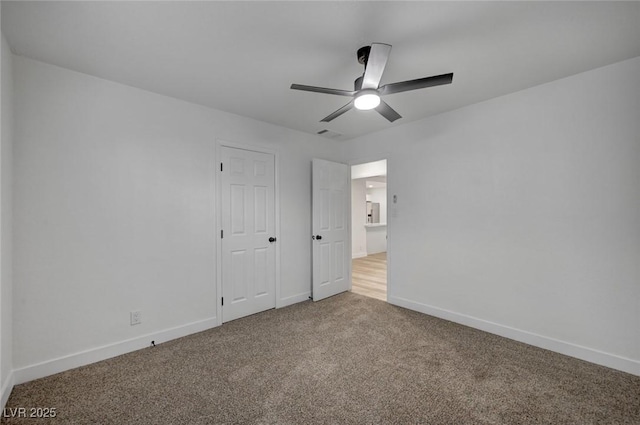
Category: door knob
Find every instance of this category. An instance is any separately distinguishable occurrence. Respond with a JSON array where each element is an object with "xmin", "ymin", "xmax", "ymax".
[
  {"xmin": 269, "ymin": 237, "xmax": 276, "ymax": 243},
  {"xmin": 315, "ymin": 235, "xmax": 322, "ymax": 240}
]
